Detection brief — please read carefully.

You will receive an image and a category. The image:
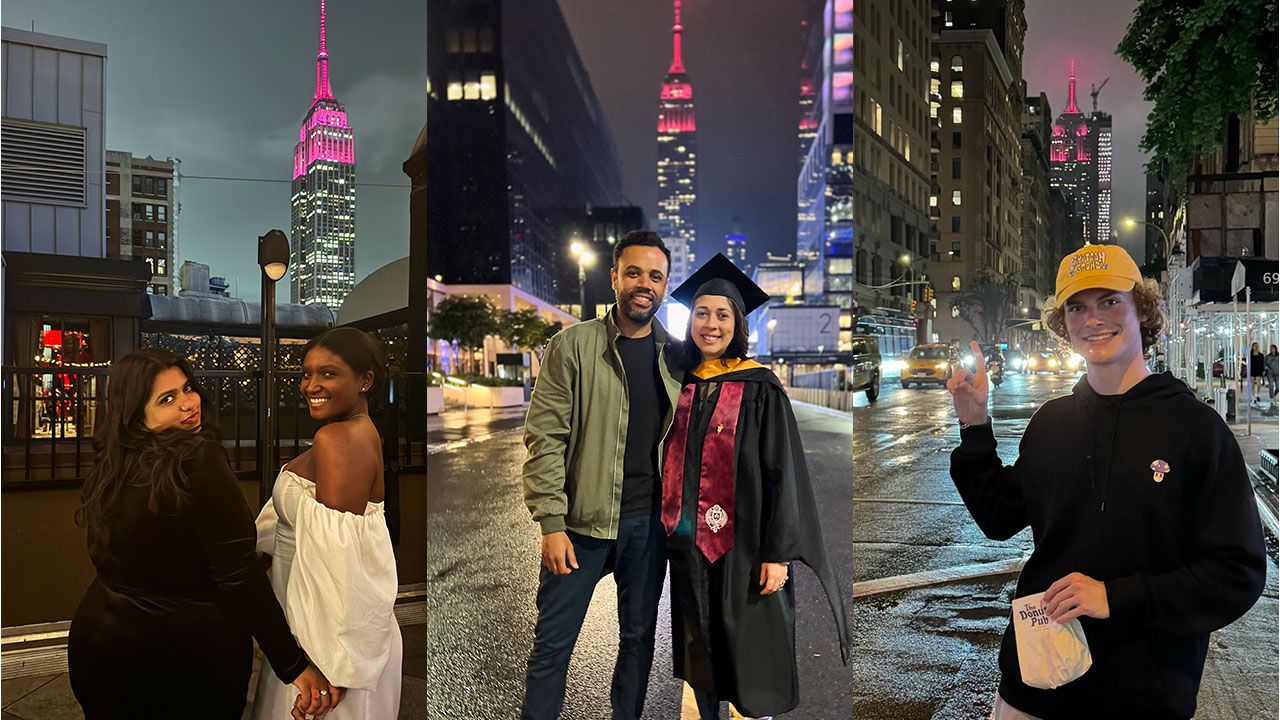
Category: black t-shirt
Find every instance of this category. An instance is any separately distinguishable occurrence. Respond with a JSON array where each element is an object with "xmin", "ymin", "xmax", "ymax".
[{"xmin": 616, "ymin": 333, "xmax": 668, "ymax": 518}]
